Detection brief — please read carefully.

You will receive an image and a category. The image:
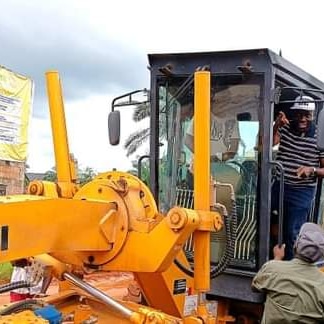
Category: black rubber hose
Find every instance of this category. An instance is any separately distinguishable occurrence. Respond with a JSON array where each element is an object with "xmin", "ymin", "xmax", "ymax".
[
  {"xmin": 0, "ymin": 299, "xmax": 43, "ymax": 315},
  {"xmin": 210, "ymin": 199, "xmax": 237, "ymax": 278},
  {"xmin": 0, "ymin": 281, "xmax": 31, "ymax": 294},
  {"xmin": 174, "ymin": 257, "xmax": 194, "ymax": 277},
  {"xmin": 173, "ymin": 198, "xmax": 237, "ymax": 278}
]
